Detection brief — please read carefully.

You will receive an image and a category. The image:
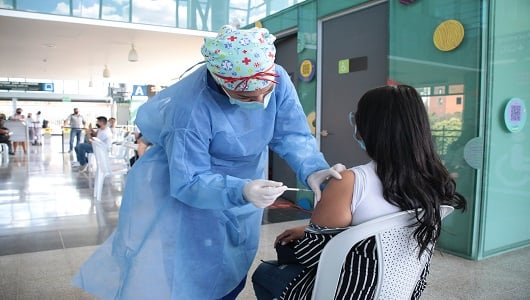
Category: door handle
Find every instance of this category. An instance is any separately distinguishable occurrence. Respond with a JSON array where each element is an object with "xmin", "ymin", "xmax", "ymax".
[{"xmin": 320, "ymin": 130, "xmax": 329, "ymax": 137}]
